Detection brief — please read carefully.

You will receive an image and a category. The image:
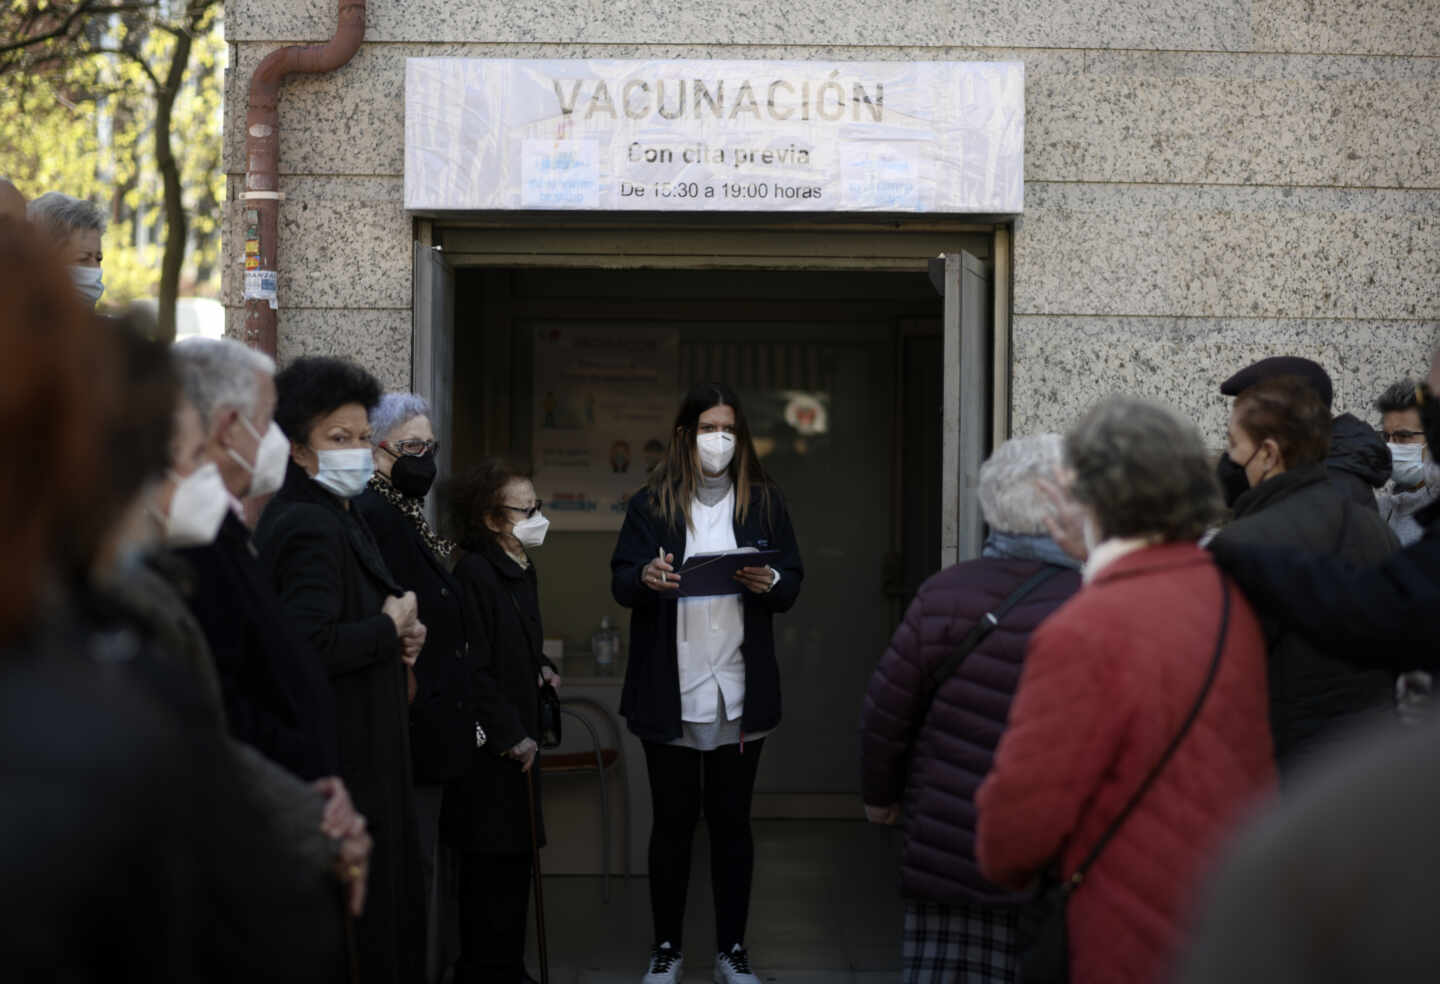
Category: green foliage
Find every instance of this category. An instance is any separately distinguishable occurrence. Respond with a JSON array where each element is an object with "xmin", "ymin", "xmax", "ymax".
[{"xmin": 0, "ymin": 2, "xmax": 225, "ymax": 311}]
